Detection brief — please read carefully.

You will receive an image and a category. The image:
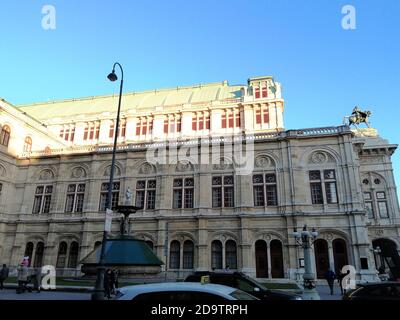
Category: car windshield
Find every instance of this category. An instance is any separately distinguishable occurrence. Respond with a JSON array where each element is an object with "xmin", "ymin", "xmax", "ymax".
[
  {"xmin": 241, "ymin": 275, "xmax": 268, "ymax": 291},
  {"xmin": 229, "ymin": 290, "xmax": 259, "ymax": 300}
]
